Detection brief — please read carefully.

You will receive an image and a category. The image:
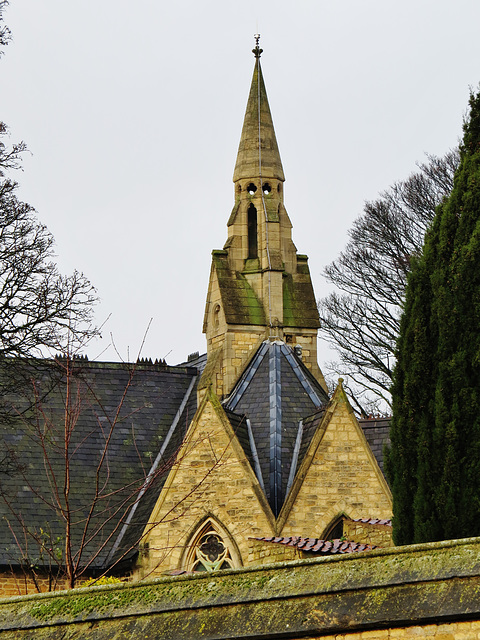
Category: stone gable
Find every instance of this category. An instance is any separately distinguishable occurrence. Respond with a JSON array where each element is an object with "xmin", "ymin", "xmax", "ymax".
[
  {"xmin": 278, "ymin": 382, "xmax": 392, "ymax": 537},
  {"xmin": 138, "ymin": 389, "xmax": 275, "ymax": 577}
]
